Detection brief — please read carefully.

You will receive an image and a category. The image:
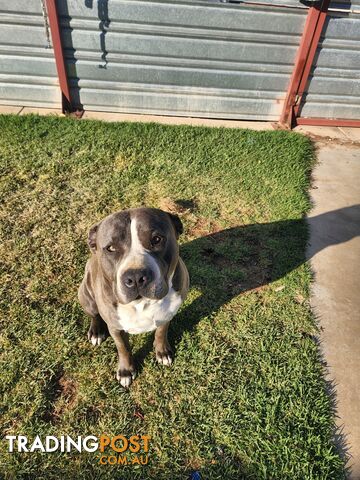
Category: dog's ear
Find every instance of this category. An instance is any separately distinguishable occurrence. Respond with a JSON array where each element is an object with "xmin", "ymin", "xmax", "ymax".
[
  {"xmin": 167, "ymin": 213, "xmax": 183, "ymax": 239},
  {"xmin": 88, "ymin": 222, "xmax": 100, "ymax": 253}
]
